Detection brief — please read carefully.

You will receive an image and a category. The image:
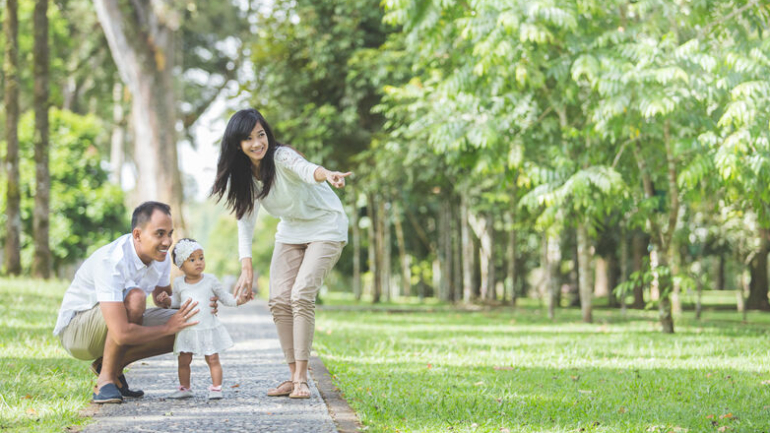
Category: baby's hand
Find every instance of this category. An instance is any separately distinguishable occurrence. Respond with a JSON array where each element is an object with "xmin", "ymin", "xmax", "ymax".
[
  {"xmin": 236, "ymin": 291, "xmax": 253, "ymax": 306},
  {"xmin": 156, "ymin": 292, "xmax": 172, "ymax": 308}
]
